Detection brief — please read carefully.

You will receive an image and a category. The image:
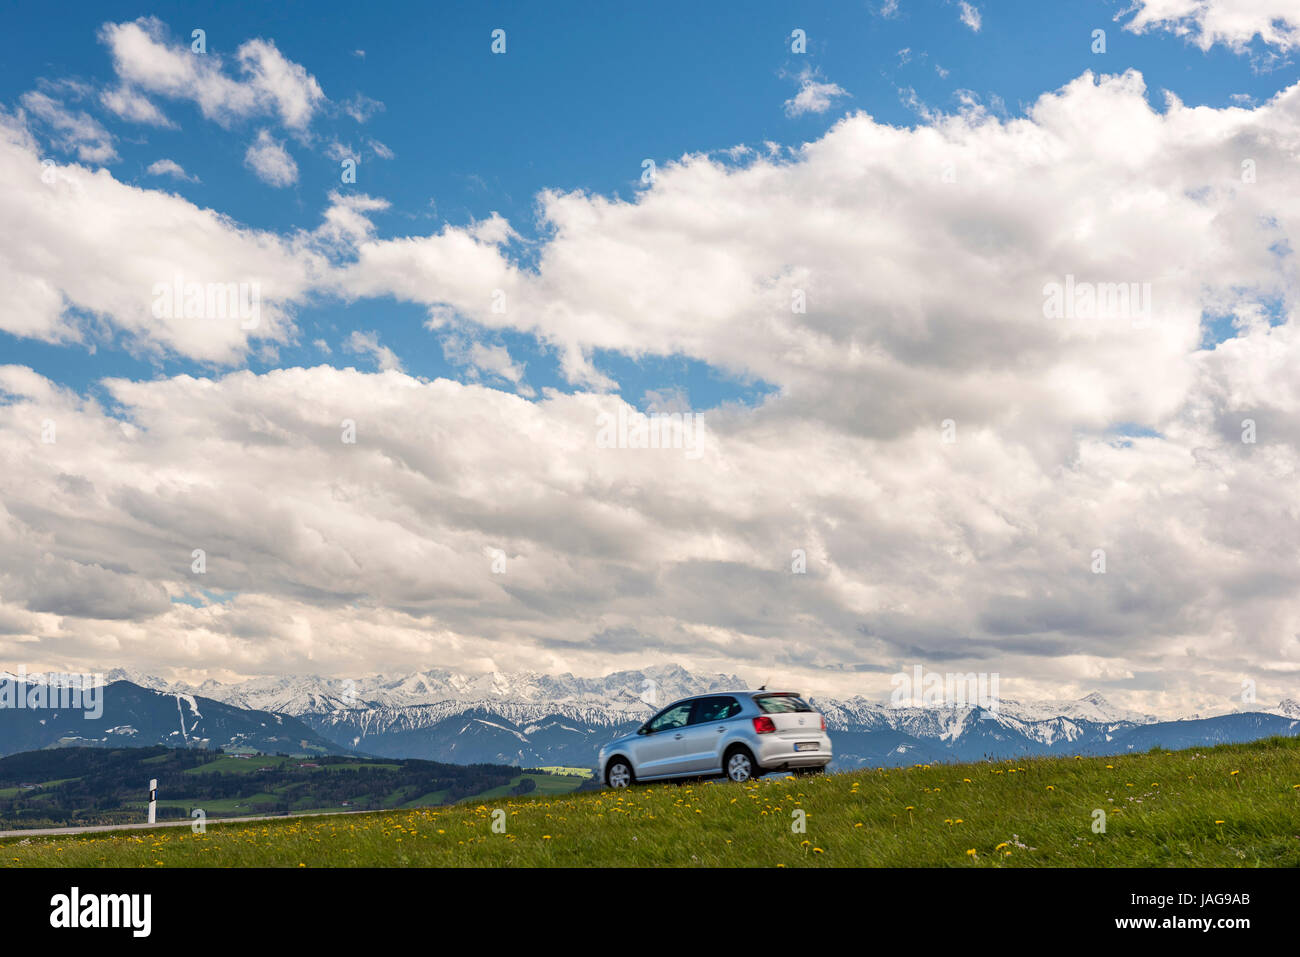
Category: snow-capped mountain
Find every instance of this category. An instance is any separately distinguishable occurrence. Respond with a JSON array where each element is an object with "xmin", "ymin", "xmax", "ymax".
[
  {"xmin": 1269, "ymin": 698, "xmax": 1300, "ymax": 720},
  {"xmin": 179, "ymin": 664, "xmax": 746, "ymax": 716},
  {"xmin": 17, "ymin": 666, "xmax": 1294, "ymax": 770},
  {"xmin": 993, "ymin": 691, "xmax": 1158, "ymax": 726},
  {"xmin": 0, "ymin": 680, "xmax": 346, "ymax": 758},
  {"xmin": 122, "ymin": 666, "xmax": 1293, "ymax": 739},
  {"xmin": 0, "ymin": 668, "xmax": 176, "ymax": 692}
]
